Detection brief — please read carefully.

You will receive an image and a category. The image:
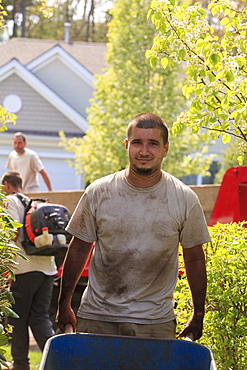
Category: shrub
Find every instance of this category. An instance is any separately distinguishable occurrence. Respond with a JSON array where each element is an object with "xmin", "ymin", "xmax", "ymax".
[
  {"xmin": 175, "ymin": 222, "xmax": 247, "ymax": 370},
  {"xmin": 0, "ymin": 191, "xmax": 24, "ymax": 369}
]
